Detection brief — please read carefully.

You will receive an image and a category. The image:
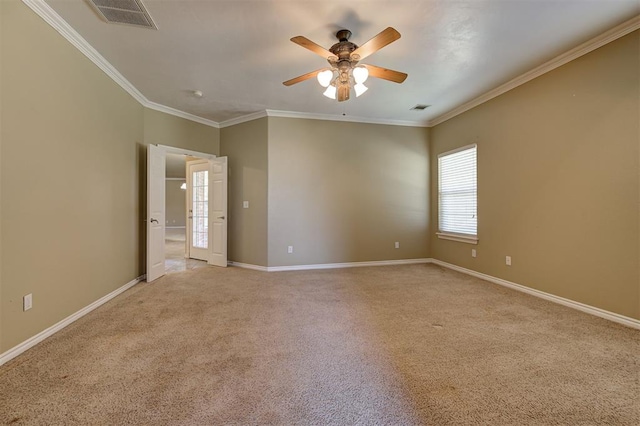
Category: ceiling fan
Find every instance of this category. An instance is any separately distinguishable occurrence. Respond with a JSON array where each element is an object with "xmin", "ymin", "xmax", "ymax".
[{"xmin": 283, "ymin": 27, "xmax": 408, "ymax": 102}]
